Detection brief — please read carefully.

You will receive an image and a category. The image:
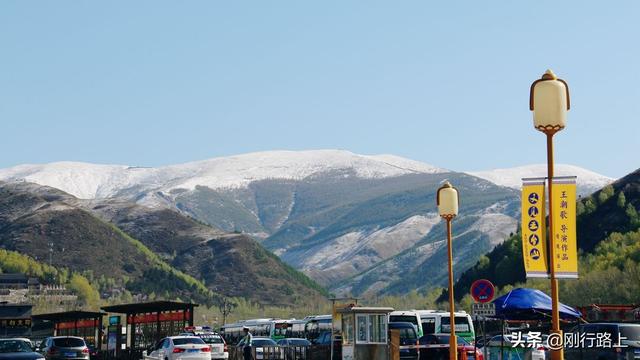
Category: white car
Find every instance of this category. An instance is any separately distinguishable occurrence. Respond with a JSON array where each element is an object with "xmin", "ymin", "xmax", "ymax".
[
  {"xmin": 179, "ymin": 332, "xmax": 228, "ymax": 360},
  {"xmin": 144, "ymin": 336, "xmax": 212, "ymax": 360}
]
